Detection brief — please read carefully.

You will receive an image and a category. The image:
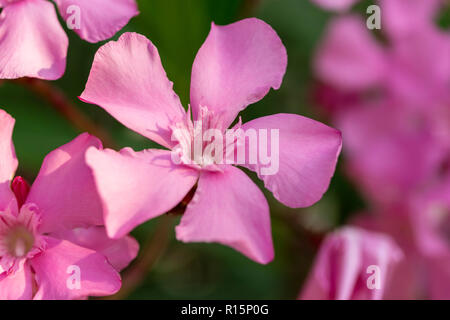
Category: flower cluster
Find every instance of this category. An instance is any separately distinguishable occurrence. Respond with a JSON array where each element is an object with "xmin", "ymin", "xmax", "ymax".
[
  {"xmin": 0, "ymin": 3, "xmax": 342, "ymax": 298},
  {"xmin": 0, "ymin": 111, "xmax": 138, "ymax": 299}
]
